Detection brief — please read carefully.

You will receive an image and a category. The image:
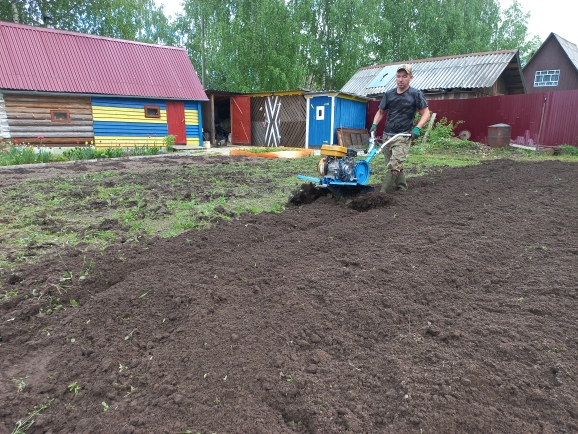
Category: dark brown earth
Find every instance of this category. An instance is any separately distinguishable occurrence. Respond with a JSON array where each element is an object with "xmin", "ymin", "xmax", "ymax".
[{"xmin": 1, "ymin": 157, "xmax": 578, "ymax": 434}]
